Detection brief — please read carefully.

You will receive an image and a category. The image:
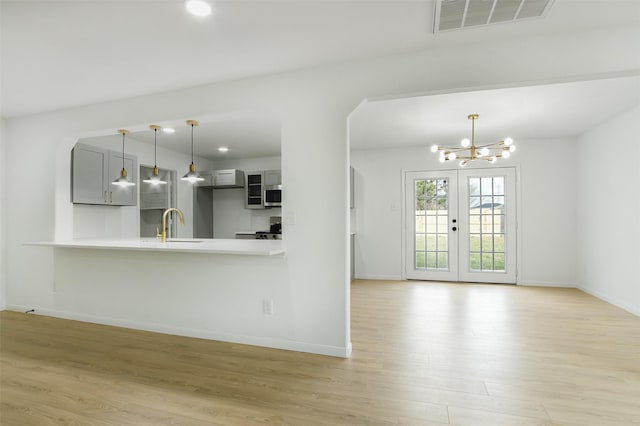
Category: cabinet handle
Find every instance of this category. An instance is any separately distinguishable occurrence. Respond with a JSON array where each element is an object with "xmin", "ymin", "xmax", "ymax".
[
  {"xmin": 104, "ymin": 190, "xmax": 108, "ymax": 203},
  {"xmin": 109, "ymin": 191, "xmax": 113, "ymax": 203}
]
